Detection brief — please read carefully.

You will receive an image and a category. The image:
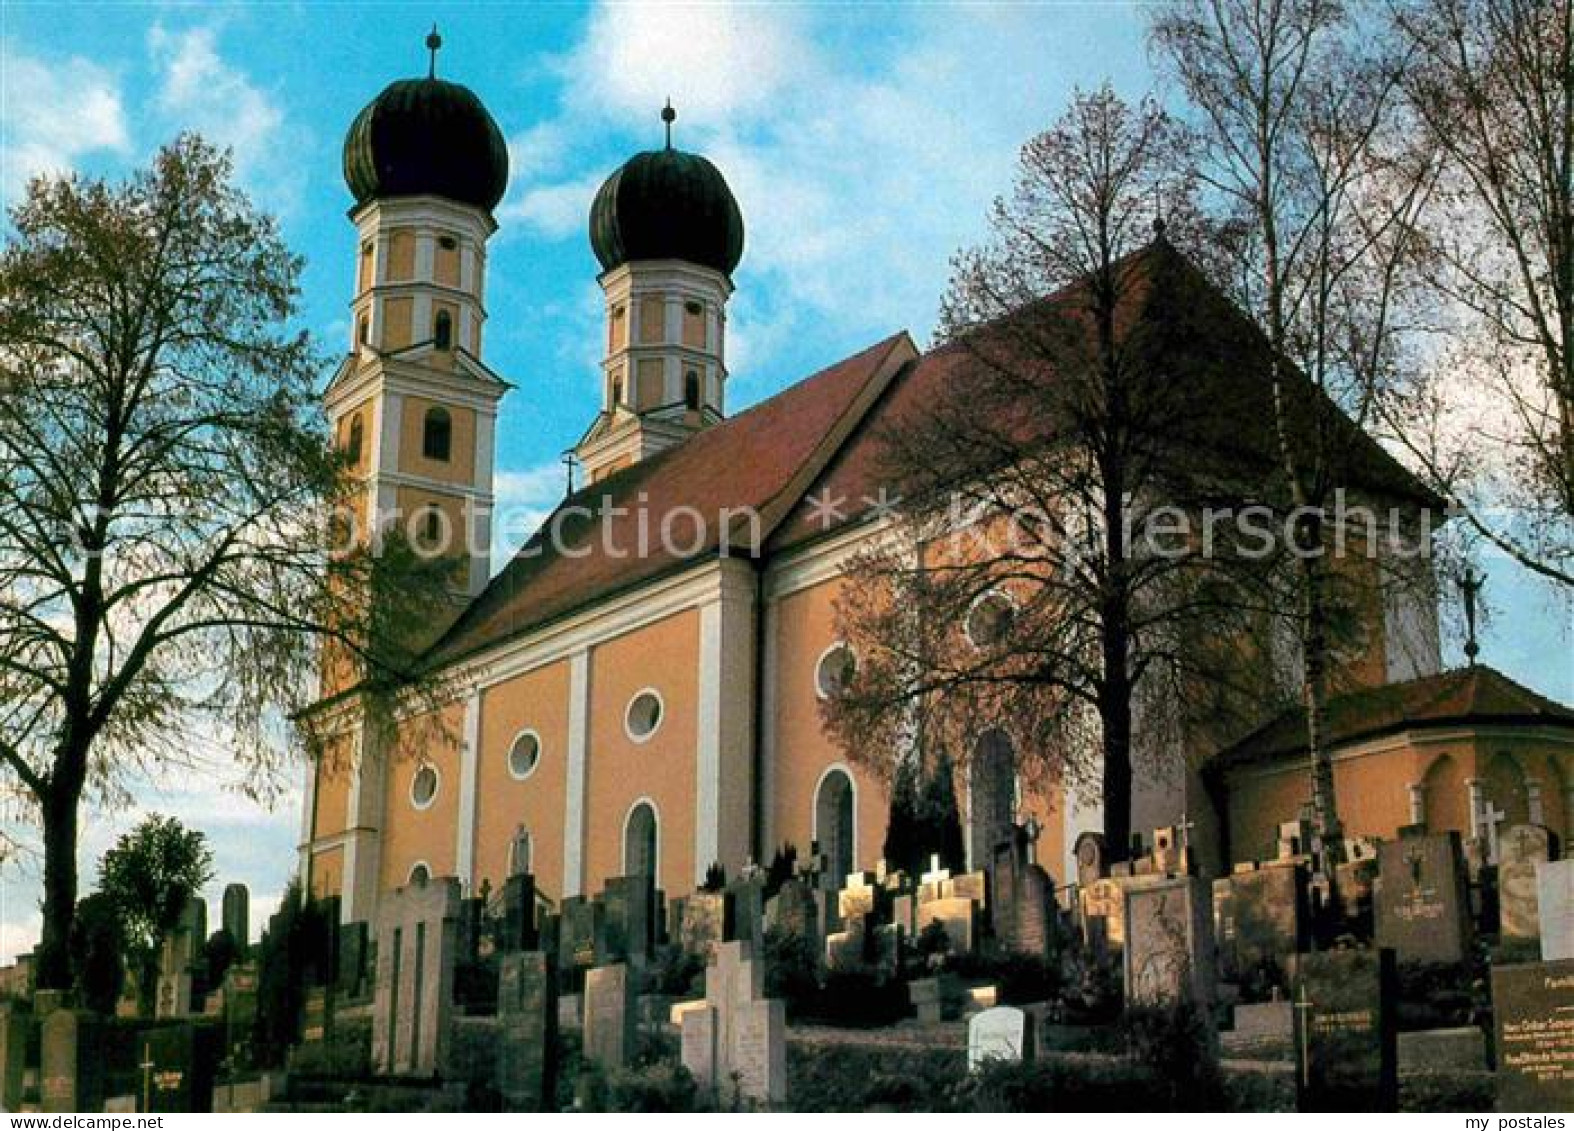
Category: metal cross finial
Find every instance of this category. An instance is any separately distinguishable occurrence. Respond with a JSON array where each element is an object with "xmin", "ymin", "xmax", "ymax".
[
  {"xmin": 1459, "ymin": 567, "xmax": 1484, "ymax": 664},
  {"xmin": 661, "ymin": 98, "xmax": 676, "ymax": 150},
  {"xmin": 426, "ymin": 24, "xmax": 443, "ymax": 79}
]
